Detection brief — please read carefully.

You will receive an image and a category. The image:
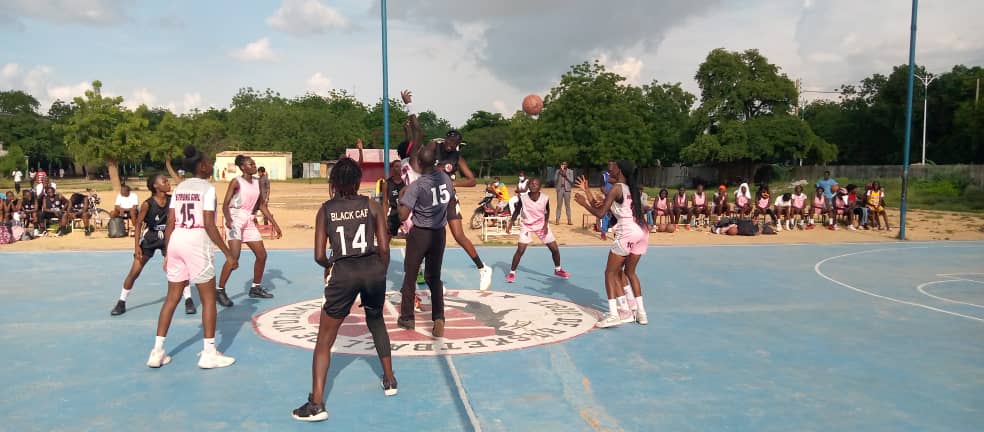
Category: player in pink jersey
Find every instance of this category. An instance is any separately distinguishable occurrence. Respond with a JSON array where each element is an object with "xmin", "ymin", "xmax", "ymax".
[
  {"xmin": 575, "ymin": 160, "xmax": 651, "ymax": 328},
  {"xmin": 149, "ymin": 145, "xmax": 238, "ymax": 370},
  {"xmin": 217, "ymin": 155, "xmax": 283, "ymax": 305},
  {"xmin": 790, "ymin": 185, "xmax": 809, "ymax": 230},
  {"xmin": 504, "ymin": 178, "xmax": 570, "ymax": 283}
]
